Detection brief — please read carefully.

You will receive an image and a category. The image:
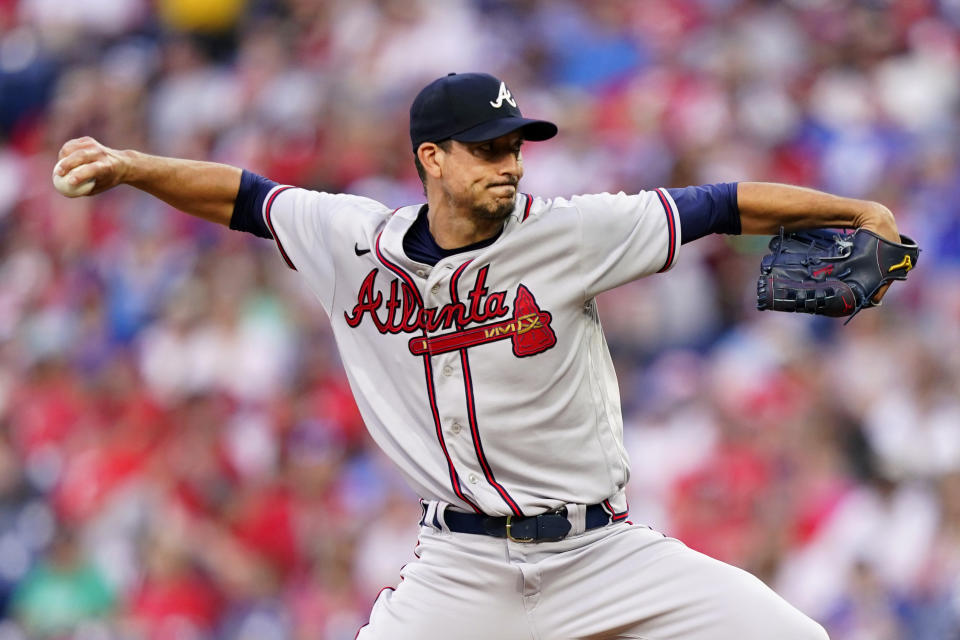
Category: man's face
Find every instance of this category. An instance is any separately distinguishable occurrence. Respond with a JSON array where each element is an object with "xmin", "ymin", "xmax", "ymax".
[{"xmin": 437, "ymin": 131, "xmax": 524, "ymax": 222}]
